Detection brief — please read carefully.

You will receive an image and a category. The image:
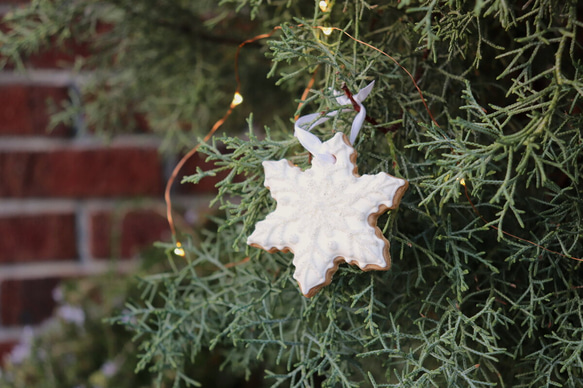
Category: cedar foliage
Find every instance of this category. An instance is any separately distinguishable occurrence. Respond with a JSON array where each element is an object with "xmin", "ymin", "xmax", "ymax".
[{"xmin": 2, "ymin": 1, "xmax": 583, "ymax": 387}]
